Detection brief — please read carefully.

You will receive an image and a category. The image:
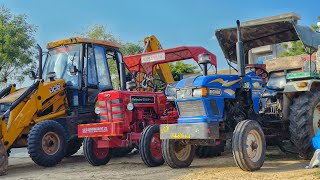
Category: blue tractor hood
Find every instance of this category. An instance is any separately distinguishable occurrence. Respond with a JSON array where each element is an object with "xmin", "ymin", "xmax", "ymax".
[{"xmin": 176, "ymin": 74, "xmax": 241, "ymax": 89}]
